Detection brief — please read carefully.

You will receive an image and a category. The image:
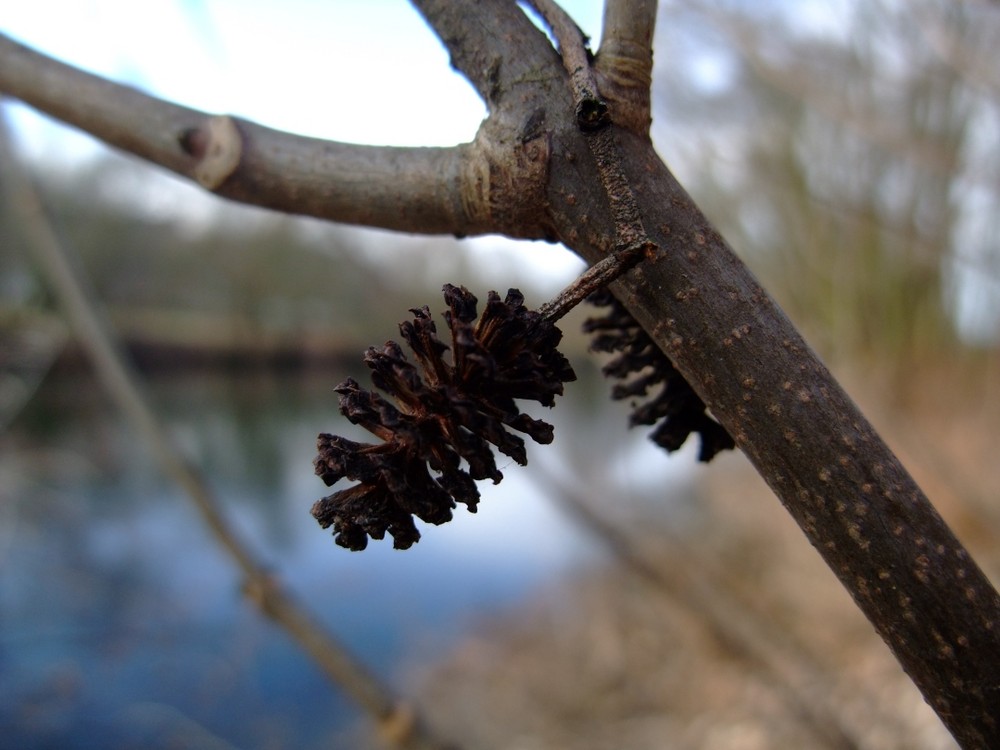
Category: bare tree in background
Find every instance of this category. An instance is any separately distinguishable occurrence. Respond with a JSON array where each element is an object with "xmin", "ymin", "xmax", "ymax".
[
  {"xmin": 664, "ymin": 1, "xmax": 1000, "ymax": 367},
  {"xmin": 2, "ymin": 1, "xmax": 999, "ymax": 747}
]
